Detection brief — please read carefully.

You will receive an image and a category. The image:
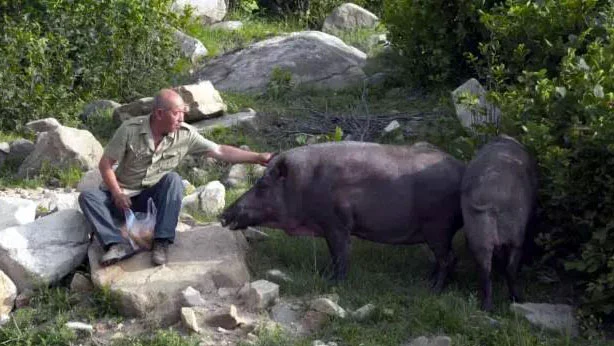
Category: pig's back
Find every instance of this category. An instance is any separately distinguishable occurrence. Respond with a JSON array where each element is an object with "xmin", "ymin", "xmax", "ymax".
[{"xmin": 282, "ymin": 141, "xmax": 465, "ymax": 241}]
